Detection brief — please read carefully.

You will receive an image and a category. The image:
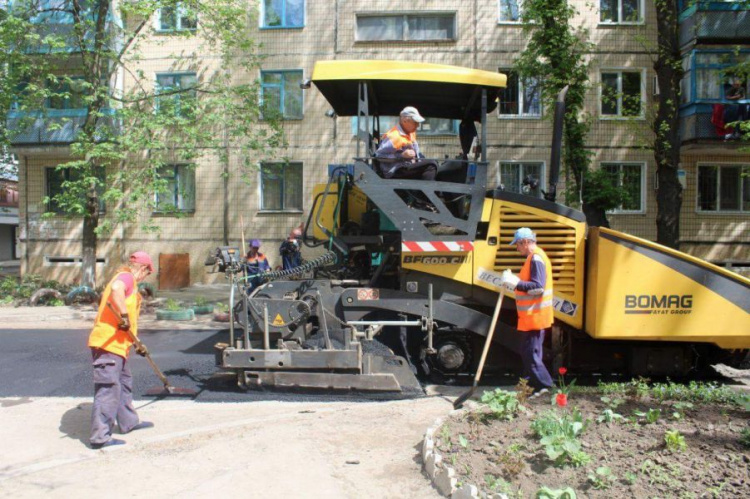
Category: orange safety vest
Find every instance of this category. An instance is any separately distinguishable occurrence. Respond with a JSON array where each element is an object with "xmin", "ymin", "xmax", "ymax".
[
  {"xmin": 382, "ymin": 126, "xmax": 417, "ymax": 151},
  {"xmin": 515, "ymin": 247, "xmax": 554, "ymax": 332},
  {"xmin": 88, "ymin": 269, "xmax": 142, "ymax": 358}
]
